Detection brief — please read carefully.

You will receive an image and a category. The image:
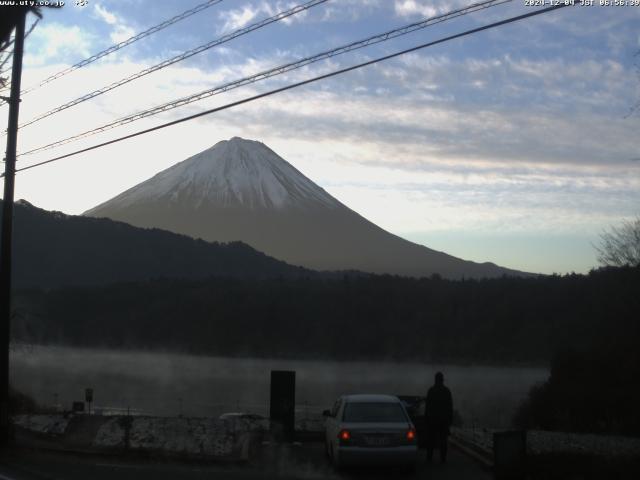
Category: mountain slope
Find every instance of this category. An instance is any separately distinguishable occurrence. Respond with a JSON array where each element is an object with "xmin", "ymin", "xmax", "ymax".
[
  {"xmin": 85, "ymin": 137, "xmax": 528, "ymax": 279},
  {"xmin": 3, "ymin": 200, "xmax": 309, "ymax": 289}
]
